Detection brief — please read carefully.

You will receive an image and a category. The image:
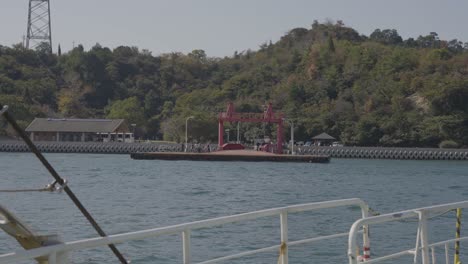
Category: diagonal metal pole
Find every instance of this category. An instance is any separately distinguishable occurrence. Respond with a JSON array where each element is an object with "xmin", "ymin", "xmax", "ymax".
[{"xmin": 0, "ymin": 105, "xmax": 129, "ymax": 264}]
